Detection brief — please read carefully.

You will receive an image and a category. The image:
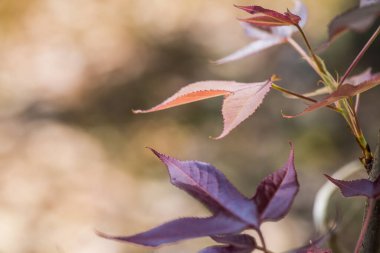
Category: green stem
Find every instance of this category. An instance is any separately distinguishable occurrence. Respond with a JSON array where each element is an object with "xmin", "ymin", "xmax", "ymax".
[
  {"xmin": 287, "ymin": 37, "xmax": 318, "ymax": 73},
  {"xmin": 337, "ymin": 98, "xmax": 372, "ymax": 171},
  {"xmin": 291, "ymin": 24, "xmax": 373, "ymax": 169},
  {"xmin": 295, "ymin": 25, "xmax": 324, "ymax": 73},
  {"xmin": 271, "ymin": 83, "xmax": 339, "ymax": 112}
]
